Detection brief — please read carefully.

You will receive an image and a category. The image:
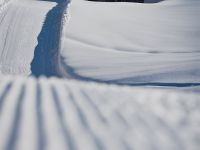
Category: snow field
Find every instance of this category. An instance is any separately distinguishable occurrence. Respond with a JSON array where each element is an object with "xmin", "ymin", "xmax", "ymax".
[
  {"xmin": 0, "ymin": 0, "xmax": 56, "ymax": 75},
  {"xmin": 61, "ymin": 0, "xmax": 200, "ymax": 84},
  {"xmin": 0, "ymin": 1, "xmax": 199, "ymax": 150},
  {"xmin": 0, "ymin": 75, "xmax": 200, "ymax": 150}
]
